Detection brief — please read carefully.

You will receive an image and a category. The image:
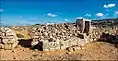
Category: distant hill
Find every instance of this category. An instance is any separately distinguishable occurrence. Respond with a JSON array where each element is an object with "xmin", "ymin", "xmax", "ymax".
[
  {"xmin": 1, "ymin": 18, "xmax": 118, "ymax": 27},
  {"xmin": 91, "ymin": 18, "xmax": 118, "ymax": 26}
]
